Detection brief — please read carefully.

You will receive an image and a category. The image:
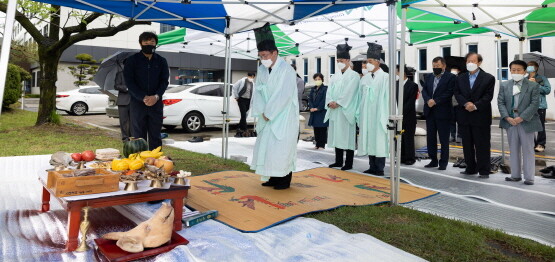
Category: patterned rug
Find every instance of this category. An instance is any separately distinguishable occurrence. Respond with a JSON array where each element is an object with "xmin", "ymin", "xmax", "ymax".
[{"xmin": 186, "ymin": 168, "xmax": 438, "ymax": 232}]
